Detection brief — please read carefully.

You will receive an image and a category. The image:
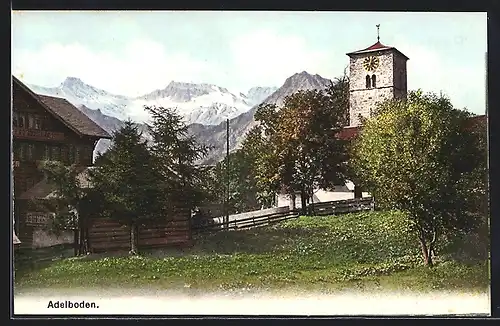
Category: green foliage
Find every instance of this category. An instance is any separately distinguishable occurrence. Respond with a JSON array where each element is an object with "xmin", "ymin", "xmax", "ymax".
[
  {"xmin": 89, "ymin": 120, "xmax": 163, "ymax": 226},
  {"xmin": 252, "ymin": 77, "xmax": 350, "ymax": 211},
  {"xmin": 350, "ymin": 90, "xmax": 487, "ymax": 266},
  {"xmin": 38, "ymin": 160, "xmax": 83, "ymax": 233},
  {"xmin": 145, "ymin": 106, "xmax": 210, "ymax": 211}
]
